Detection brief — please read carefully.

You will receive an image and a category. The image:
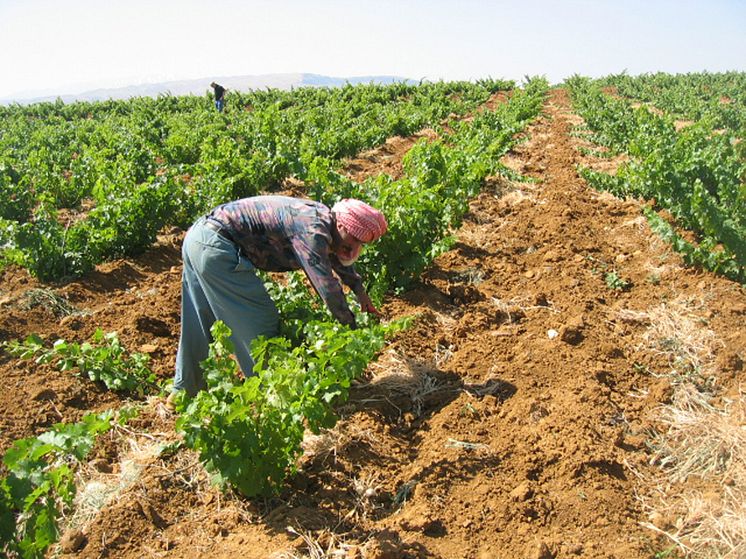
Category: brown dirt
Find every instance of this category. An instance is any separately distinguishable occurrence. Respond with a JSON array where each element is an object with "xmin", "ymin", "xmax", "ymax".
[
  {"xmin": 342, "ymin": 130, "xmax": 438, "ymax": 182},
  {"xmin": 1, "ymin": 88, "xmax": 744, "ymax": 558}
]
